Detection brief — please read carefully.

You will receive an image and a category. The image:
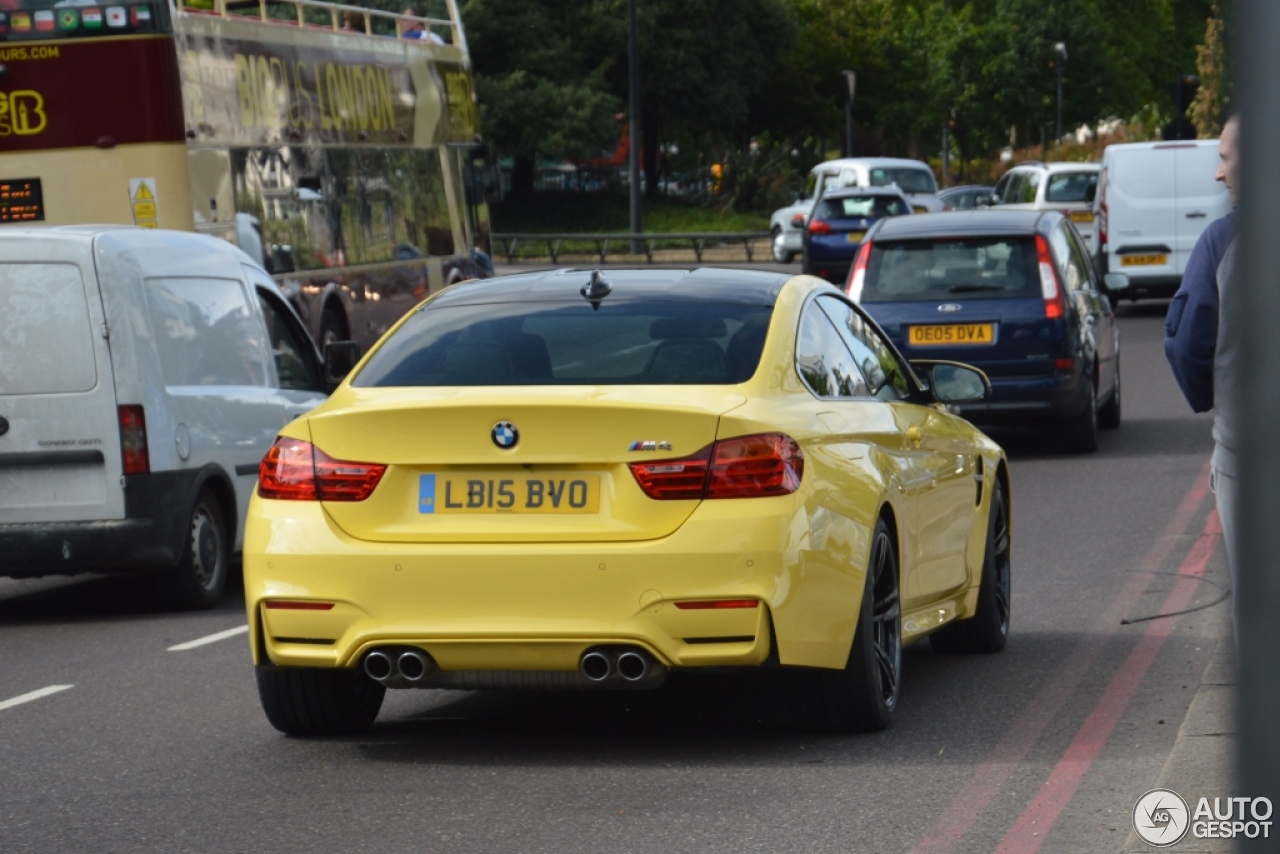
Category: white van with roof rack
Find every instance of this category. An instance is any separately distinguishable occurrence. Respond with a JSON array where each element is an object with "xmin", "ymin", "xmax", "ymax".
[
  {"xmin": 0, "ymin": 226, "xmax": 330, "ymax": 607},
  {"xmin": 1092, "ymin": 140, "xmax": 1230, "ymax": 300}
]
